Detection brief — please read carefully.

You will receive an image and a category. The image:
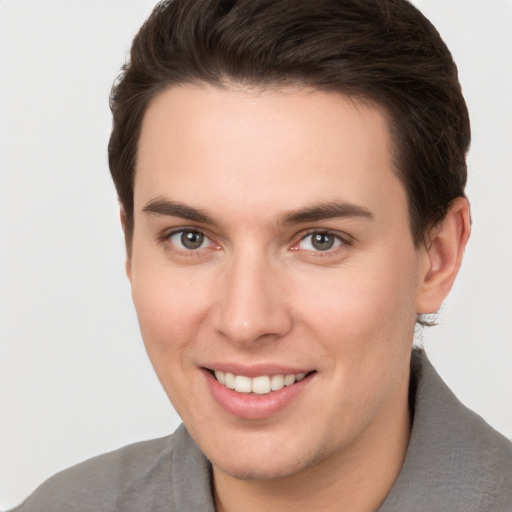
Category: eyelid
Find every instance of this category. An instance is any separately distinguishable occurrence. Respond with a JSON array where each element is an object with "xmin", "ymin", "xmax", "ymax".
[
  {"xmin": 303, "ymin": 228, "xmax": 351, "ymax": 242},
  {"xmin": 159, "ymin": 225, "xmax": 205, "ymax": 241},
  {"xmin": 158, "ymin": 226, "xmax": 219, "ymax": 252},
  {"xmin": 291, "ymin": 229, "xmax": 352, "ymax": 253},
  {"xmin": 157, "ymin": 225, "xmax": 351, "ymax": 254}
]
